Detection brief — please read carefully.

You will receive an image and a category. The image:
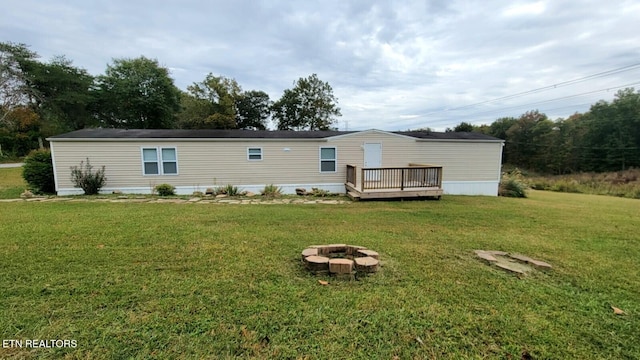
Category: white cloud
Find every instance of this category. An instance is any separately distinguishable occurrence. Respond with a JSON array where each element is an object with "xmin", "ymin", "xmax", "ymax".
[
  {"xmin": 2, "ymin": 0, "xmax": 640, "ymax": 131},
  {"xmin": 502, "ymin": 1, "xmax": 547, "ymax": 17}
]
